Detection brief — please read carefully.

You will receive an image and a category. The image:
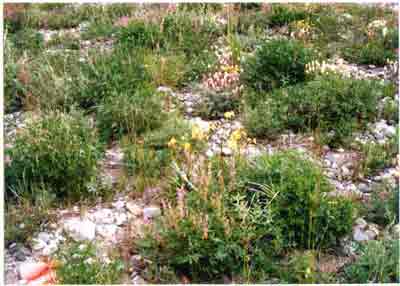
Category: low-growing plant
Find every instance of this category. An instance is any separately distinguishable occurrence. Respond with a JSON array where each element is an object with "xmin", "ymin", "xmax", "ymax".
[
  {"xmin": 144, "ymin": 52, "xmax": 187, "ymax": 88},
  {"xmin": 343, "ymin": 41, "xmax": 396, "ymax": 67},
  {"xmin": 241, "ymin": 39, "xmax": 315, "ymax": 92},
  {"xmin": 96, "ymin": 86, "xmax": 165, "ymax": 141},
  {"xmin": 268, "ymin": 5, "xmax": 307, "ymax": 27},
  {"xmin": 123, "ymin": 142, "xmax": 172, "ymax": 181},
  {"xmin": 194, "ymin": 90, "xmax": 240, "ymax": 120},
  {"xmin": 244, "ymin": 74, "xmax": 385, "ymax": 147},
  {"xmin": 343, "ymin": 239, "xmax": 399, "ymax": 283},
  {"xmin": 4, "ymin": 30, "xmax": 24, "ymax": 113},
  {"xmin": 138, "ymin": 157, "xmax": 279, "ymax": 283},
  {"xmin": 142, "ymin": 115, "xmax": 192, "ymax": 149},
  {"xmin": 5, "ymin": 189, "xmax": 56, "ymax": 245},
  {"xmin": 162, "ymin": 11, "xmax": 221, "ymax": 56},
  {"xmin": 56, "ymin": 242, "xmax": 125, "ymax": 284},
  {"xmin": 364, "ymin": 183, "xmax": 399, "ymax": 226},
  {"xmin": 46, "ymin": 33, "xmax": 80, "ymax": 50},
  {"xmin": 77, "ymin": 47, "xmax": 151, "ymax": 108},
  {"xmin": 5, "ymin": 111, "xmax": 103, "ymax": 201},
  {"xmin": 10, "ymin": 27, "xmax": 44, "ymax": 54},
  {"xmin": 116, "ymin": 20, "xmax": 162, "ymax": 49},
  {"xmin": 359, "ymin": 140, "xmax": 396, "ymax": 177},
  {"xmin": 235, "ymin": 151, "xmax": 355, "ymax": 249}
]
